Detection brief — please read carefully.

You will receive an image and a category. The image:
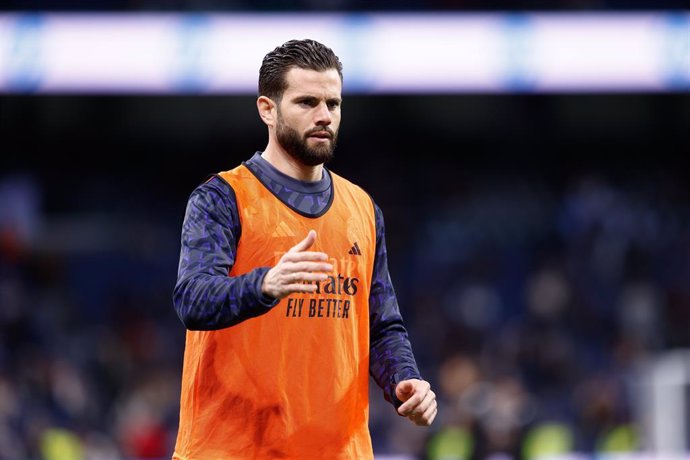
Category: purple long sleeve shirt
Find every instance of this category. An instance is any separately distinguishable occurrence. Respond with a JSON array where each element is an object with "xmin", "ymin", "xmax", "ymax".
[{"xmin": 173, "ymin": 152, "xmax": 421, "ymax": 408}]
